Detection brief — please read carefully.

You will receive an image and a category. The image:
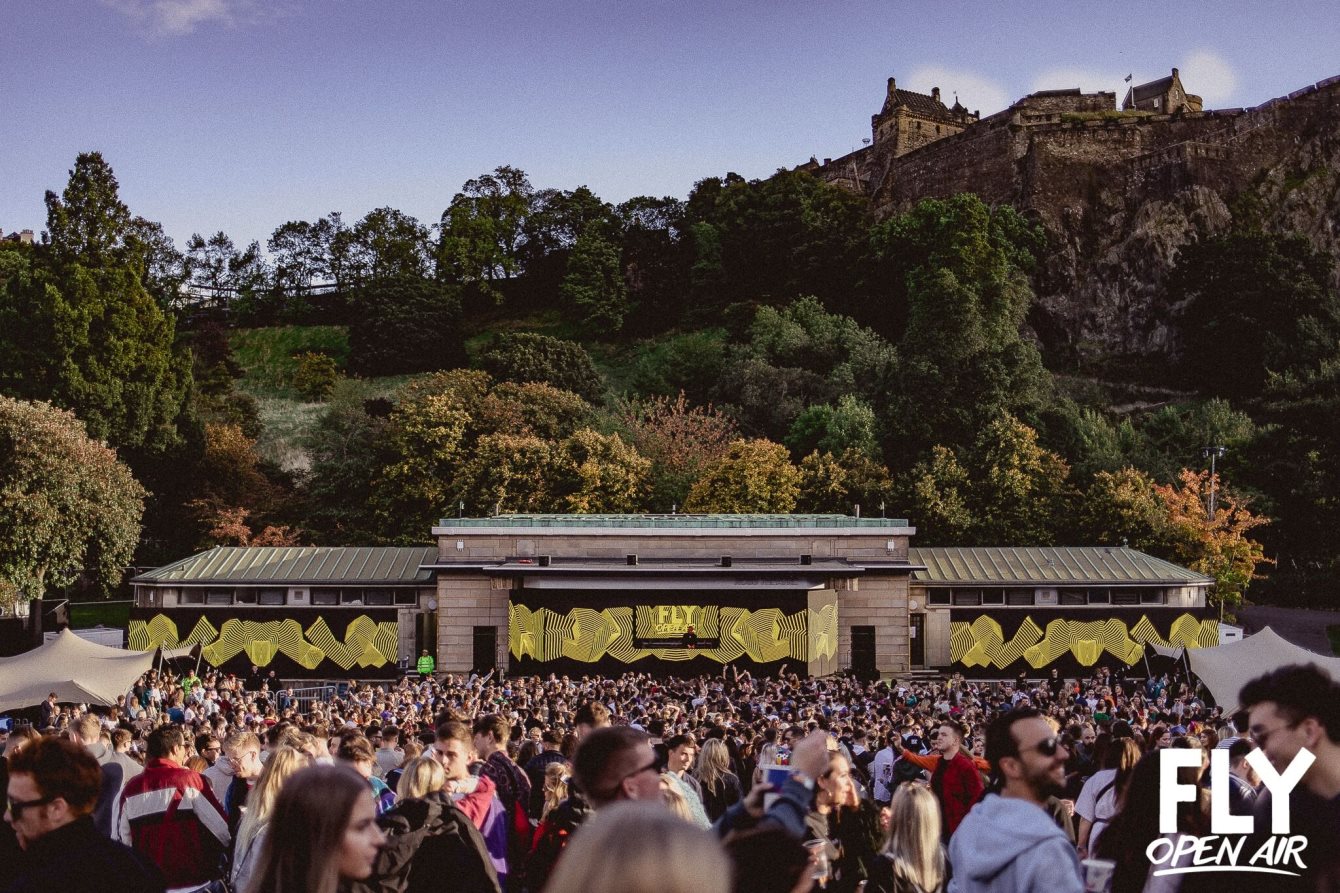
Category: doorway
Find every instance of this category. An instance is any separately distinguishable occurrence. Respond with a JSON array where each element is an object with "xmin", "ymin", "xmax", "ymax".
[
  {"xmin": 472, "ymin": 625, "xmax": 497, "ymax": 674},
  {"xmin": 910, "ymin": 613, "xmax": 925, "ymax": 667}
]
